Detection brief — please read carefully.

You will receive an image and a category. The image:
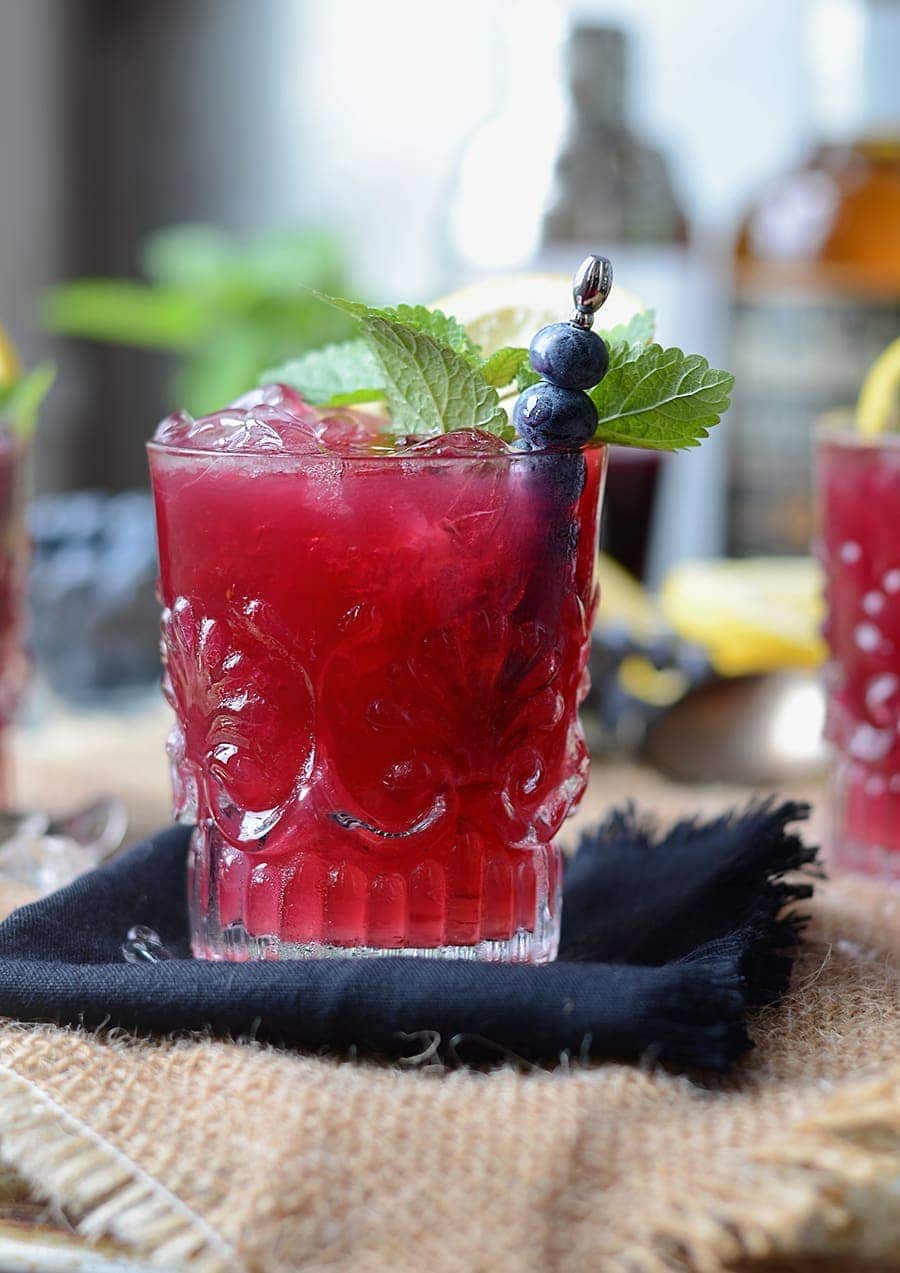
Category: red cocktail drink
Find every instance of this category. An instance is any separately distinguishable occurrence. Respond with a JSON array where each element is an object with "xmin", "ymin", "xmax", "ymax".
[
  {"xmin": 818, "ymin": 430, "xmax": 900, "ymax": 882},
  {"xmin": 149, "ymin": 386, "xmax": 606, "ymax": 959}
]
